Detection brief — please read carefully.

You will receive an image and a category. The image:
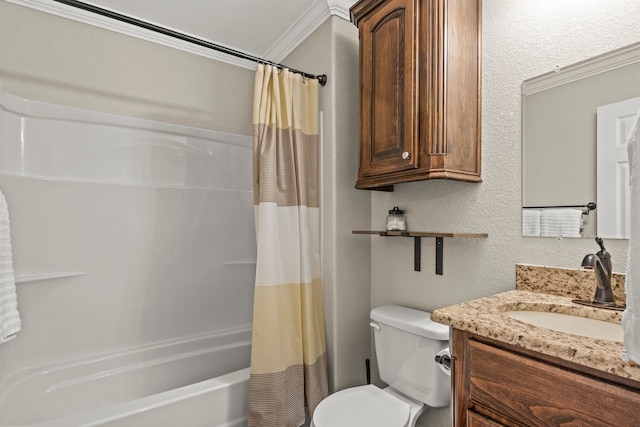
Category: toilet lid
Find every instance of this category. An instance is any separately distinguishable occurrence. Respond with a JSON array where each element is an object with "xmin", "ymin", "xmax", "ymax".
[{"xmin": 312, "ymin": 385, "xmax": 410, "ymax": 427}]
